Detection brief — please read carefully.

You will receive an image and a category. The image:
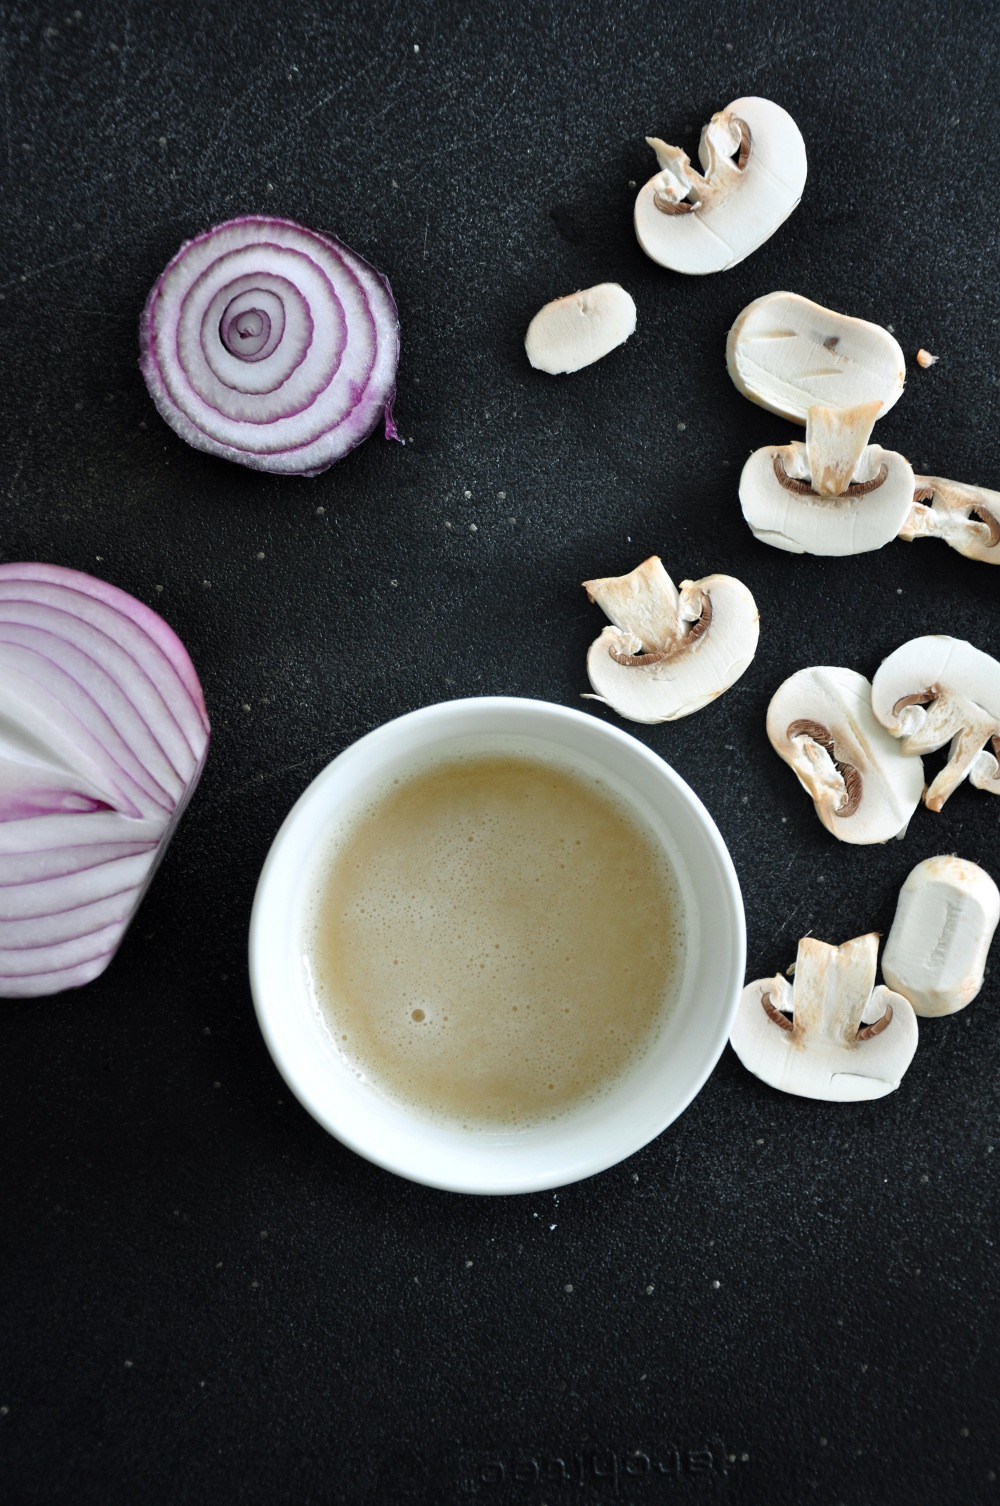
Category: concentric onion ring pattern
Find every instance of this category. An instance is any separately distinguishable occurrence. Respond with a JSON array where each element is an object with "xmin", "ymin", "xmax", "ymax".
[{"xmin": 140, "ymin": 216, "xmax": 400, "ymax": 476}]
